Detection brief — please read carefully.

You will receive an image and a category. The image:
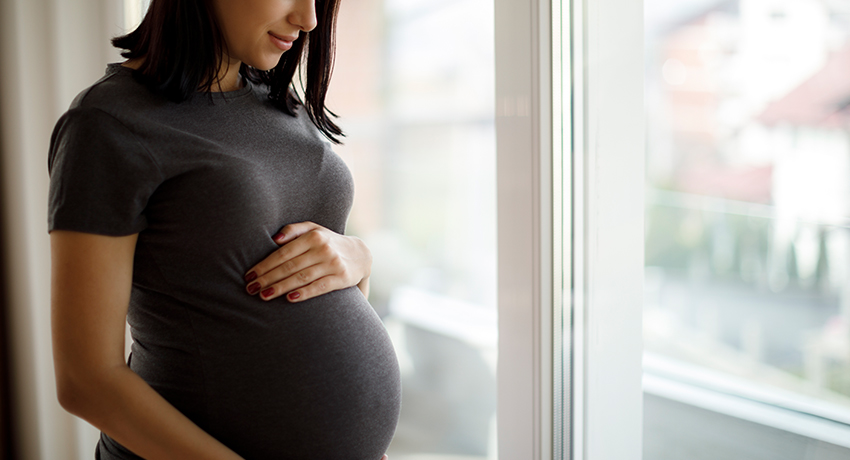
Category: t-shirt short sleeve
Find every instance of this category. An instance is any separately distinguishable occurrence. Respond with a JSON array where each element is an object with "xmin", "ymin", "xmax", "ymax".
[{"xmin": 48, "ymin": 107, "xmax": 163, "ymax": 236}]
